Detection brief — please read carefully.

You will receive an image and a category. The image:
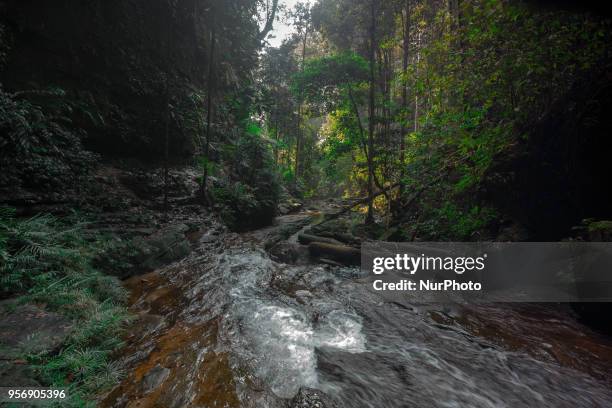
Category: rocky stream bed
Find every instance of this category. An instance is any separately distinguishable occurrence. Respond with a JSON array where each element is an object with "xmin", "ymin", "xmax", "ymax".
[{"xmin": 96, "ymin": 208, "xmax": 612, "ymax": 408}]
